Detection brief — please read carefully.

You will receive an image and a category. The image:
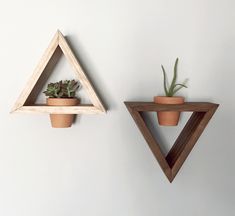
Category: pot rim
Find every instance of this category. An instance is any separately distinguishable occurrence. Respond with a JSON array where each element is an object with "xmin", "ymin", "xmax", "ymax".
[
  {"xmin": 47, "ymin": 97, "xmax": 78, "ymax": 101},
  {"xmin": 154, "ymin": 96, "xmax": 185, "ymax": 99},
  {"xmin": 46, "ymin": 98, "xmax": 80, "ymax": 105}
]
